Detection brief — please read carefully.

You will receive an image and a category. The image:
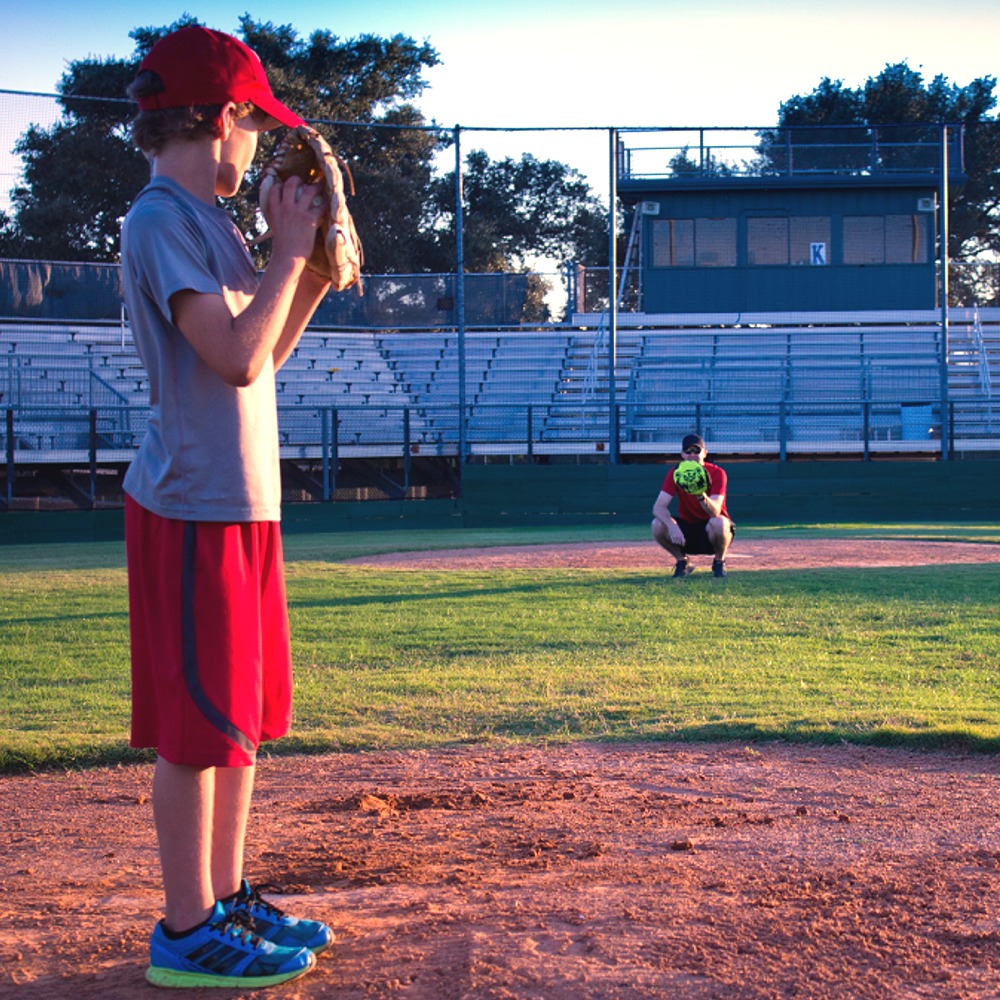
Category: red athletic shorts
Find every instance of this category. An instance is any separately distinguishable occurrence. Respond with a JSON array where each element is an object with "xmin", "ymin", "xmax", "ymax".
[{"xmin": 125, "ymin": 496, "xmax": 293, "ymax": 768}]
